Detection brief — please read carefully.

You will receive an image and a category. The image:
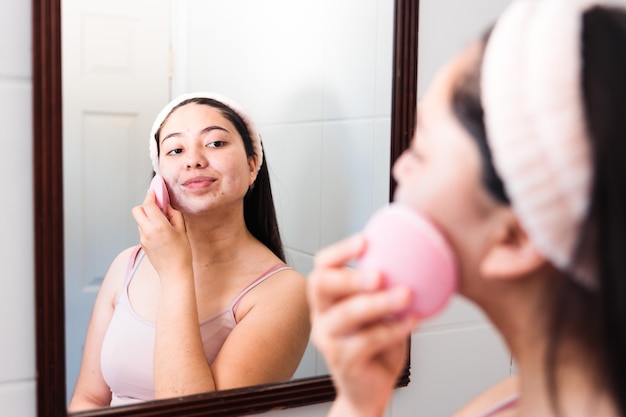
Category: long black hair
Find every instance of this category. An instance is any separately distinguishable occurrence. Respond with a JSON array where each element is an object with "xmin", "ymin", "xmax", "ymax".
[
  {"xmin": 450, "ymin": 7, "xmax": 626, "ymax": 416},
  {"xmin": 579, "ymin": 7, "xmax": 626, "ymax": 415},
  {"xmin": 154, "ymin": 97, "xmax": 286, "ymax": 262}
]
